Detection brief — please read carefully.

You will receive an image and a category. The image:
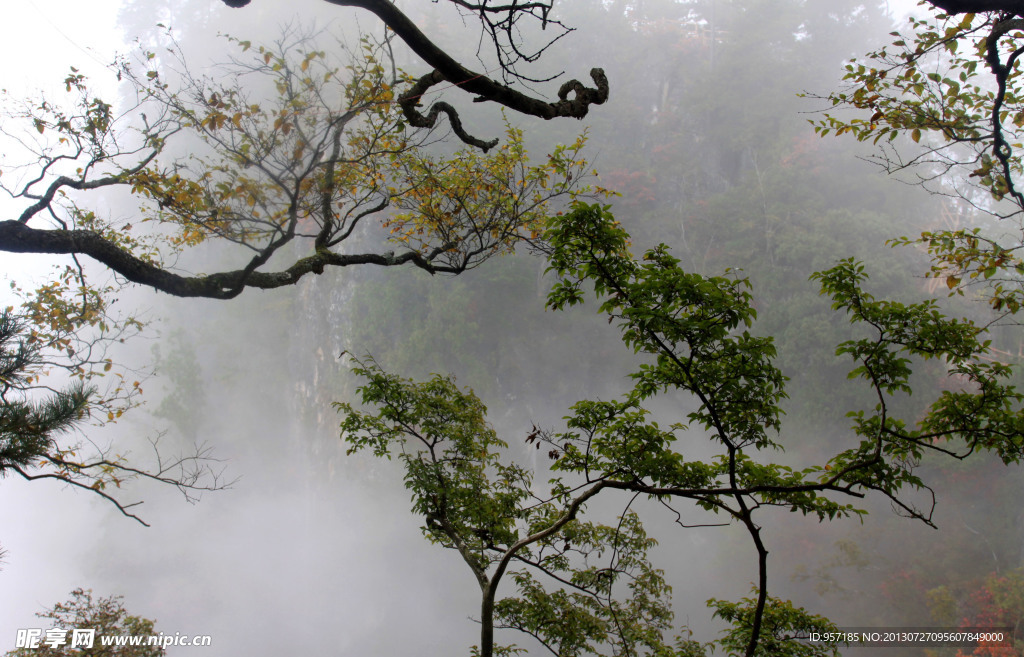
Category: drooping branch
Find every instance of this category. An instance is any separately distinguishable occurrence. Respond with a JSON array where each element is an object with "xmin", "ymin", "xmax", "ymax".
[
  {"xmin": 0, "ymin": 220, "xmax": 453, "ymax": 299},
  {"xmin": 397, "ymin": 75, "xmax": 500, "ymax": 152},
  {"xmin": 10, "ymin": 438, "xmax": 231, "ymax": 527}
]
